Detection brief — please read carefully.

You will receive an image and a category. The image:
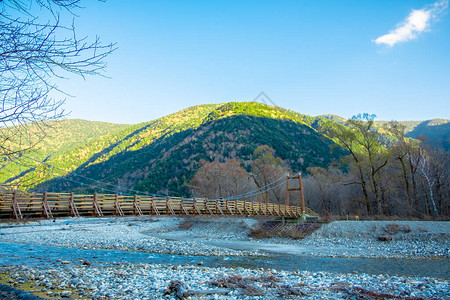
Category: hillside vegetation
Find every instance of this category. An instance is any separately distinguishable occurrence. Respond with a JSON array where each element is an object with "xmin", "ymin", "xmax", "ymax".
[
  {"xmin": 1, "ymin": 102, "xmax": 344, "ymax": 196},
  {"xmin": 1, "ymin": 102, "xmax": 448, "ymax": 219},
  {"xmin": 31, "ymin": 103, "xmax": 347, "ymax": 196}
]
